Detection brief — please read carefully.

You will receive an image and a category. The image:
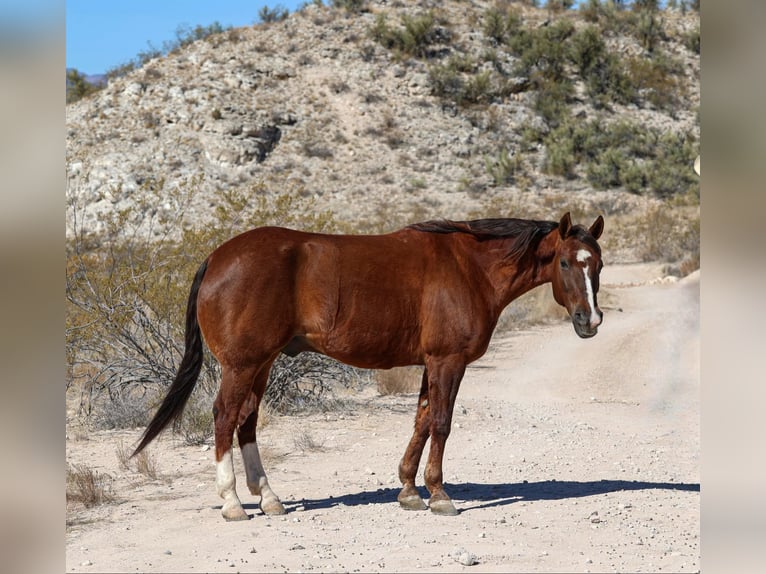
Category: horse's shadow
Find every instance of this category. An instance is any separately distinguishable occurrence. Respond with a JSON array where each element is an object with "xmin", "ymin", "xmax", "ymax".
[{"xmin": 239, "ymin": 479, "xmax": 699, "ymax": 514}]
